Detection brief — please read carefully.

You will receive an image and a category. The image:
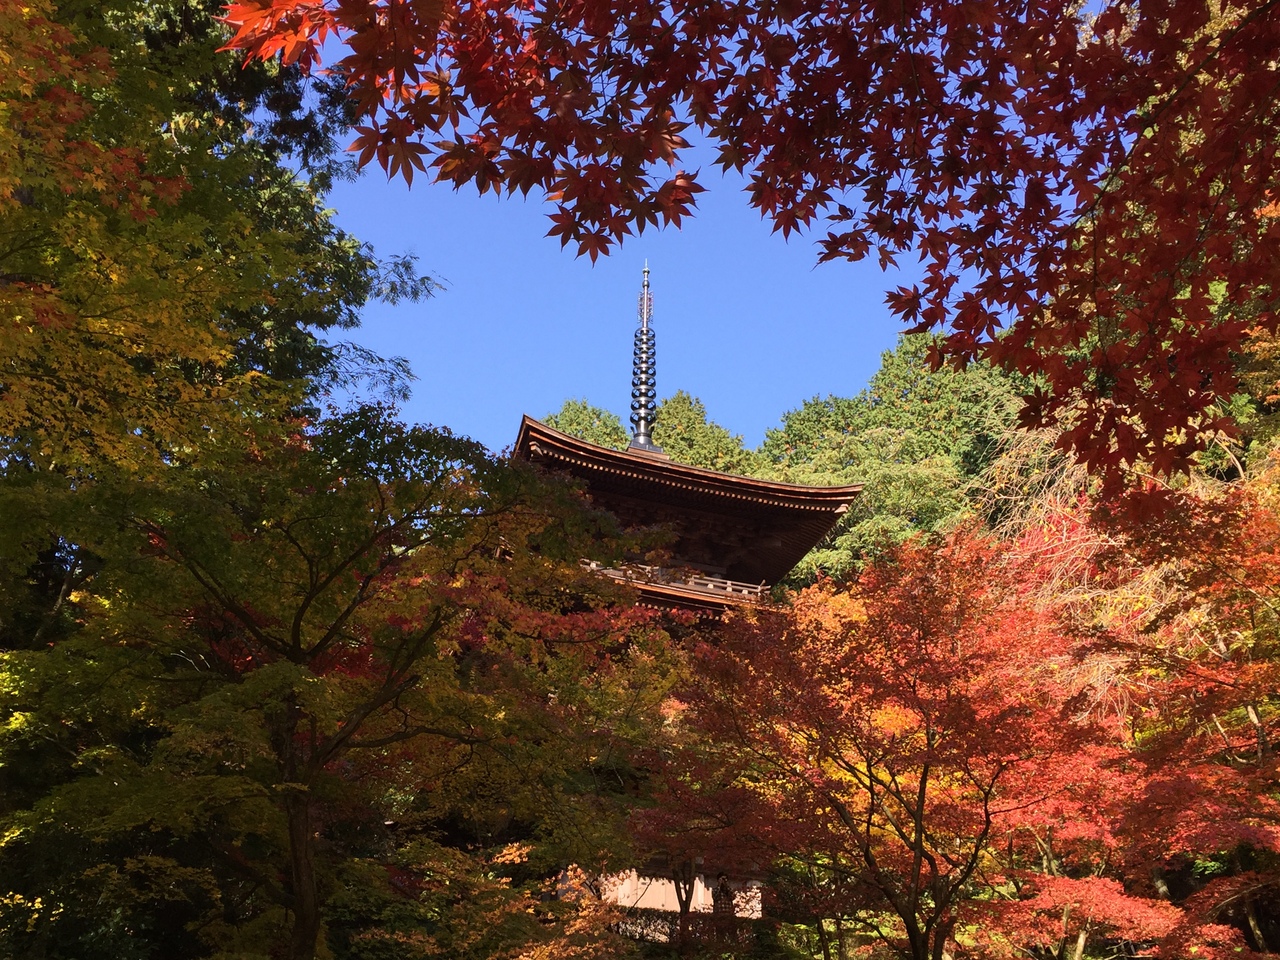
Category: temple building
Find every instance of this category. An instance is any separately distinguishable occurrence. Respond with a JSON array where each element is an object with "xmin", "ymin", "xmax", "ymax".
[
  {"xmin": 515, "ymin": 266, "xmax": 863, "ymax": 926},
  {"xmin": 514, "ymin": 264, "xmax": 861, "ymax": 614}
]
